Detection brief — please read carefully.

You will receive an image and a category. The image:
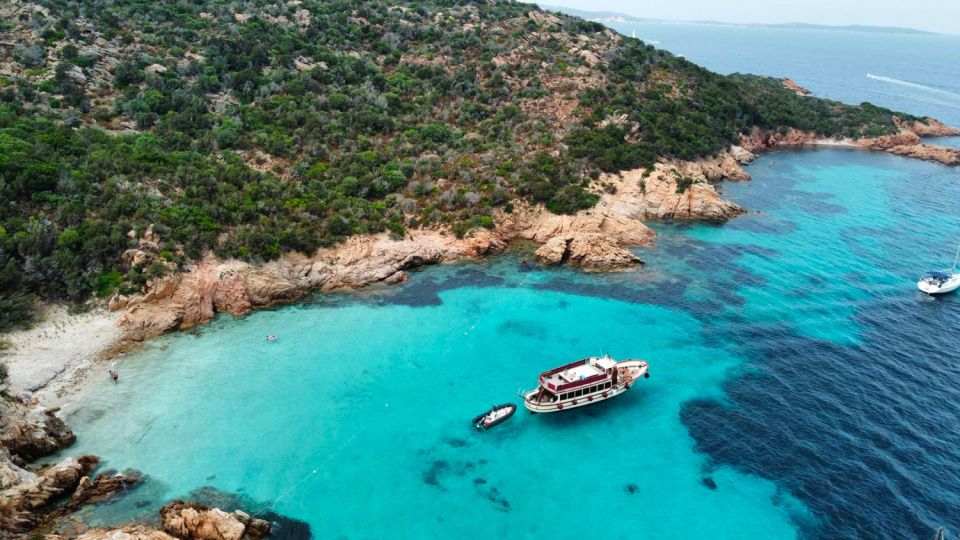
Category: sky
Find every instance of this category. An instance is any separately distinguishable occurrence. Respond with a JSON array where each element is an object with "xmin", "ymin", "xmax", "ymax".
[{"xmin": 532, "ymin": 0, "xmax": 960, "ymax": 34}]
